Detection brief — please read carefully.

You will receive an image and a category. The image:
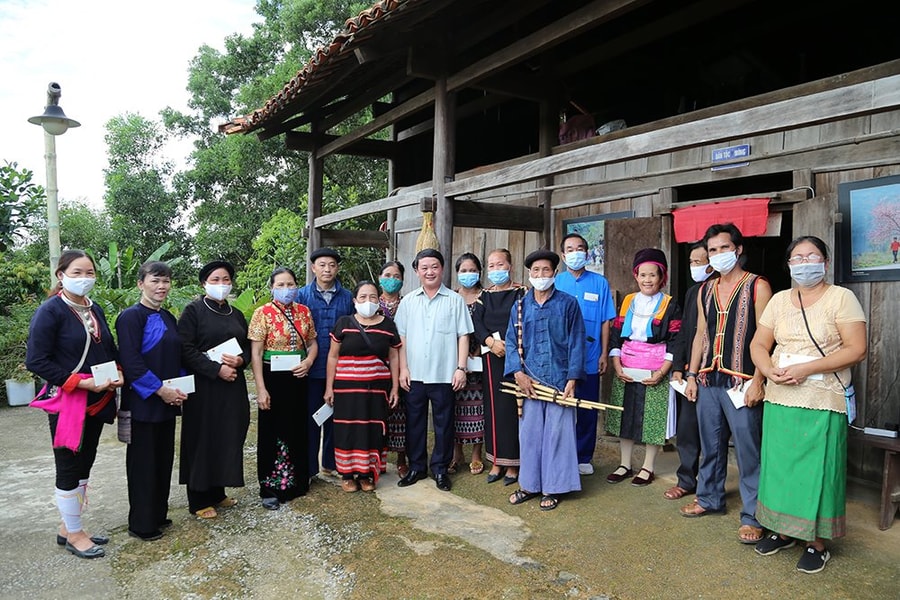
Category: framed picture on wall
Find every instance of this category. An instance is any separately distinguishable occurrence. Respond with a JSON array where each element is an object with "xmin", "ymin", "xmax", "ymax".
[
  {"xmin": 837, "ymin": 174, "xmax": 900, "ymax": 283},
  {"xmin": 562, "ymin": 211, "xmax": 633, "ymax": 276}
]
